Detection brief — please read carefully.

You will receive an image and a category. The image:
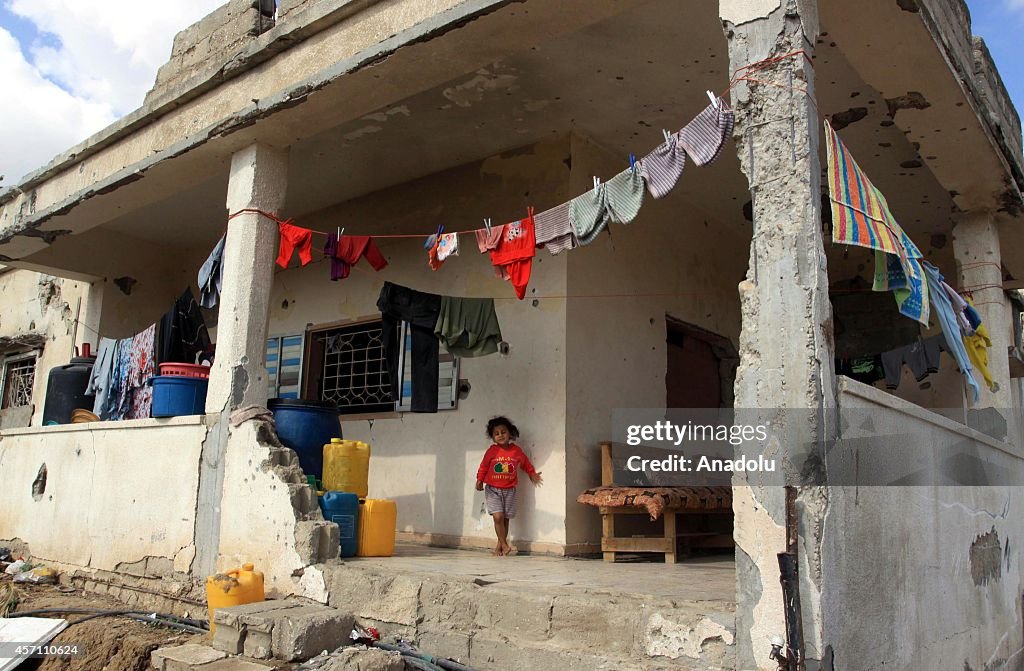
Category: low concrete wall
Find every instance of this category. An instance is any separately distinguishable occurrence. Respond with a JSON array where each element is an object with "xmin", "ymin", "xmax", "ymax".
[
  {"xmin": 816, "ymin": 378, "xmax": 1024, "ymax": 669},
  {"xmin": 0, "ymin": 417, "xmax": 207, "ymax": 575}
]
